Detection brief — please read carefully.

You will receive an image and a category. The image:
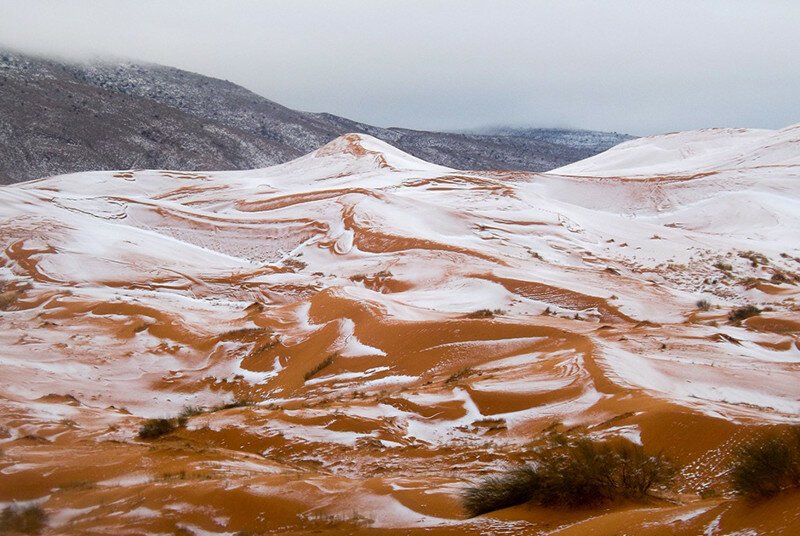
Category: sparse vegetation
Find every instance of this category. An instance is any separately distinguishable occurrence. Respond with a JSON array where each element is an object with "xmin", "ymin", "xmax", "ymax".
[
  {"xmin": 466, "ymin": 309, "xmax": 505, "ymax": 319},
  {"xmin": 137, "ymin": 417, "xmax": 184, "ymax": 439},
  {"xmin": 298, "ymin": 511, "xmax": 373, "ymax": 528},
  {"xmin": 728, "ymin": 305, "xmax": 761, "ymax": 322},
  {"xmin": 179, "ymin": 405, "xmax": 204, "ymax": 419},
  {"xmin": 0, "ymin": 504, "xmax": 48, "ymax": 534},
  {"xmin": 696, "ymin": 299, "xmax": 712, "ymax": 311},
  {"xmin": 0, "ymin": 290, "xmax": 21, "ymax": 310},
  {"xmin": 445, "ymin": 367, "xmax": 474, "ymax": 384},
  {"xmin": 218, "ymin": 327, "xmax": 270, "ymax": 341},
  {"xmin": 739, "ymin": 251, "xmax": 769, "ymax": 267},
  {"xmin": 729, "ymin": 427, "xmax": 800, "ymax": 498},
  {"xmin": 462, "ymin": 437, "xmax": 675, "ymax": 517},
  {"xmin": 213, "ymin": 398, "xmax": 255, "ymax": 411},
  {"xmin": 714, "ymin": 261, "xmax": 733, "ymax": 272},
  {"xmin": 304, "ymin": 354, "xmax": 335, "ymax": 381},
  {"xmin": 770, "ymin": 273, "xmax": 788, "ymax": 284}
]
